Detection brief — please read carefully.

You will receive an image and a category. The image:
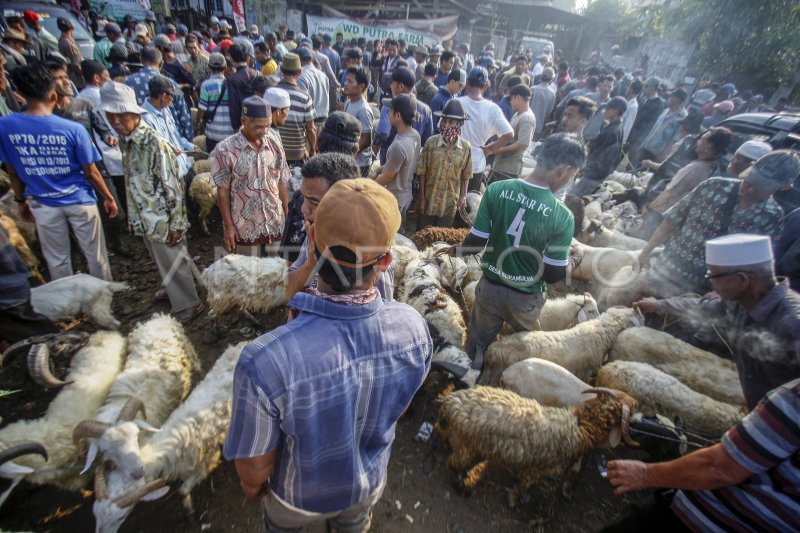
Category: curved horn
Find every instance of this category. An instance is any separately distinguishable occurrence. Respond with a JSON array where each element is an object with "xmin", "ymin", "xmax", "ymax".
[
  {"xmin": 582, "ymin": 387, "xmax": 618, "ymax": 398},
  {"xmin": 73, "ymin": 420, "xmax": 111, "ymax": 447},
  {"xmin": 94, "ymin": 462, "xmax": 110, "ymax": 500},
  {"xmin": 113, "ymin": 479, "xmax": 166, "ymax": 508},
  {"xmin": 27, "ymin": 344, "xmax": 68, "ymax": 388},
  {"xmin": 621, "ymin": 404, "xmax": 640, "ymax": 447},
  {"xmin": 117, "ymin": 397, "xmax": 146, "ymax": 423},
  {"xmin": 0, "ymin": 441, "xmax": 48, "ymax": 466}
]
